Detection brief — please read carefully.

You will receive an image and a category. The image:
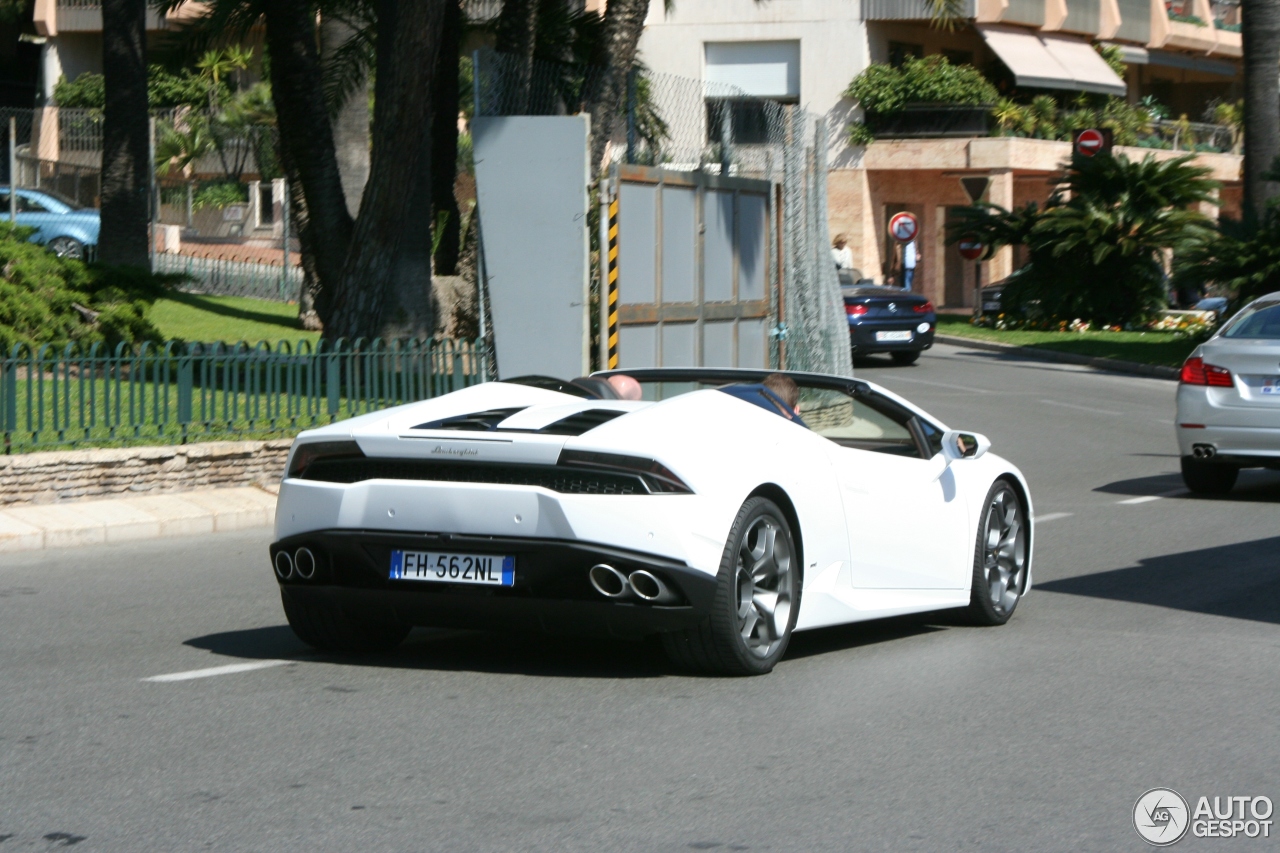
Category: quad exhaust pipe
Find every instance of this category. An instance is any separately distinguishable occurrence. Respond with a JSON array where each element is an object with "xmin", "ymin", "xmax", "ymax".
[
  {"xmin": 274, "ymin": 547, "xmax": 319, "ymax": 581},
  {"xmin": 1192, "ymin": 443, "xmax": 1217, "ymax": 459},
  {"xmin": 588, "ymin": 564, "xmax": 679, "ymax": 605}
]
